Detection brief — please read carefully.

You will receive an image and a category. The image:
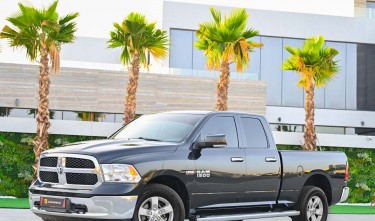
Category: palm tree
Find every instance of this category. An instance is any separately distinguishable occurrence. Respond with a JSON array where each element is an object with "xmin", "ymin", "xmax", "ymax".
[
  {"xmin": 0, "ymin": 1, "xmax": 79, "ymax": 176},
  {"xmin": 282, "ymin": 35, "xmax": 339, "ymax": 151},
  {"xmin": 108, "ymin": 13, "xmax": 168, "ymax": 124},
  {"xmin": 195, "ymin": 8, "xmax": 262, "ymax": 111}
]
